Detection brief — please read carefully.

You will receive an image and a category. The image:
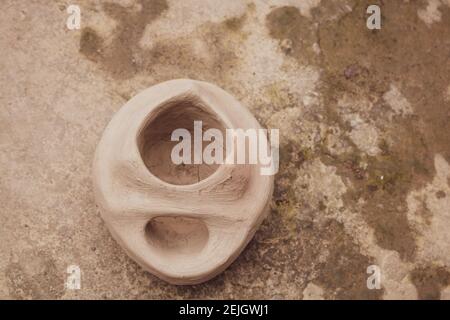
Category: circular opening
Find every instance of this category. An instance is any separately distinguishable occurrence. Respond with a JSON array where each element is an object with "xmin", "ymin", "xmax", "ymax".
[
  {"xmin": 138, "ymin": 96, "xmax": 226, "ymax": 185},
  {"xmin": 145, "ymin": 217, "xmax": 209, "ymax": 256}
]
